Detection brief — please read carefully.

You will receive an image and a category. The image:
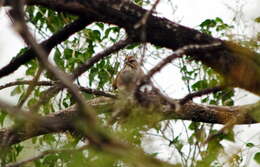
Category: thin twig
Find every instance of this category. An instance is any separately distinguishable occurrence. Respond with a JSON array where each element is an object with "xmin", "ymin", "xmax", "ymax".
[
  {"xmin": 134, "ymin": 0, "xmax": 161, "ymax": 29},
  {"xmin": 135, "ymin": 0, "xmax": 161, "ymax": 64},
  {"xmin": 180, "ymin": 86, "xmax": 224, "ymax": 105},
  {"xmin": 137, "ymin": 42, "xmax": 222, "ymax": 89},
  {"xmin": 79, "ymin": 86, "xmax": 116, "ymax": 99},
  {"xmin": 0, "ymin": 80, "xmax": 115, "ymax": 99},
  {"xmin": 134, "ymin": 42, "xmax": 222, "ymax": 110},
  {"xmin": 0, "ymin": 80, "xmax": 53, "ymax": 90},
  {"xmin": 135, "ymin": 0, "xmax": 161, "ymax": 65}
]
